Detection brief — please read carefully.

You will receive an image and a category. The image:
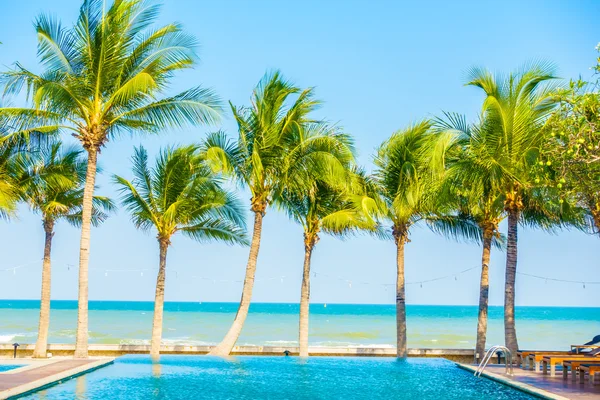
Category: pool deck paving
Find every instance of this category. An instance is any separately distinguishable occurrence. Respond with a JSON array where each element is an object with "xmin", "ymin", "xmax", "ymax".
[
  {"xmin": 458, "ymin": 363, "xmax": 600, "ymax": 399},
  {"xmin": 0, "ymin": 358, "xmax": 113, "ymax": 399}
]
